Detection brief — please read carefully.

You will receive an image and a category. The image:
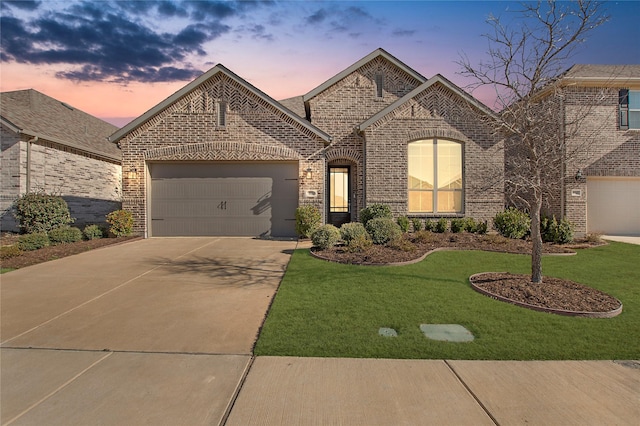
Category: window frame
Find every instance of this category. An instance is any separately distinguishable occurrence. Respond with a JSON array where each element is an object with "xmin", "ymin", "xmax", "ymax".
[
  {"xmin": 407, "ymin": 138, "xmax": 464, "ymax": 214},
  {"xmin": 620, "ymin": 89, "xmax": 640, "ymax": 130}
]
